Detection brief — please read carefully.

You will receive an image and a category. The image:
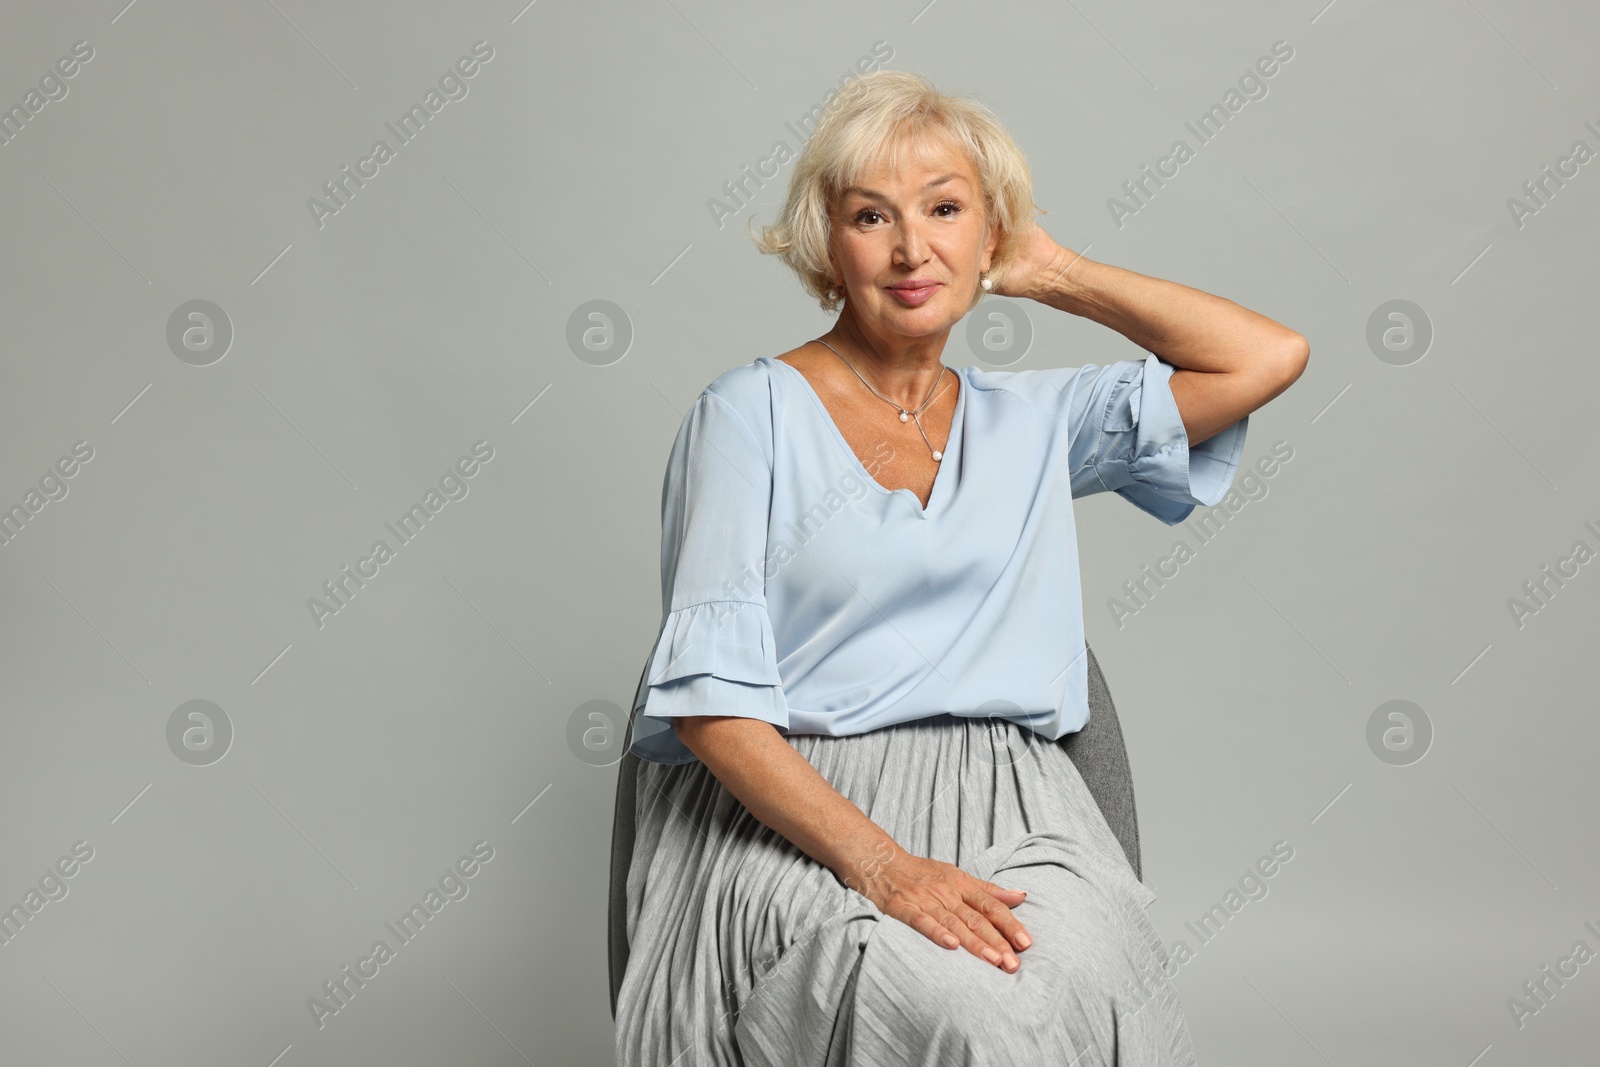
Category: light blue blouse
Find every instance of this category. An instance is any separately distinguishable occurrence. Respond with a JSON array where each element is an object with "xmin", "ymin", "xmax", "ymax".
[{"xmin": 629, "ymin": 352, "xmax": 1249, "ymax": 765}]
